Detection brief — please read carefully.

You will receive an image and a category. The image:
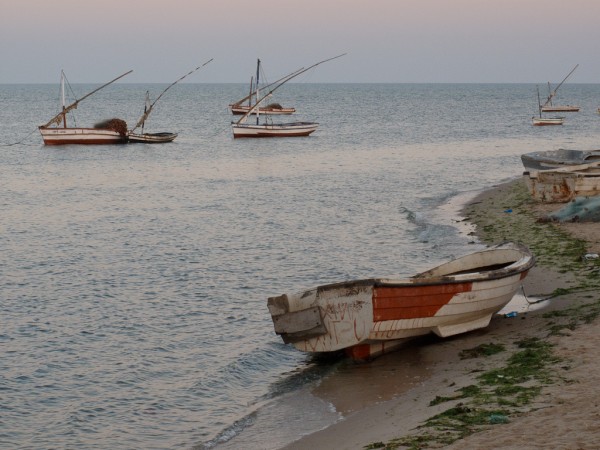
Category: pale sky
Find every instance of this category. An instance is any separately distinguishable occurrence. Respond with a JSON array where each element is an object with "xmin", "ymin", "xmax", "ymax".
[{"xmin": 2, "ymin": 0, "xmax": 600, "ymax": 84}]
